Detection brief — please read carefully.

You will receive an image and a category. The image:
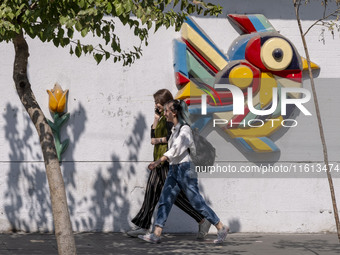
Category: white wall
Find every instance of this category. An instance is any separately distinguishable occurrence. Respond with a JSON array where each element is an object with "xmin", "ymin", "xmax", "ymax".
[{"xmin": 0, "ymin": 0, "xmax": 340, "ymax": 233}]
